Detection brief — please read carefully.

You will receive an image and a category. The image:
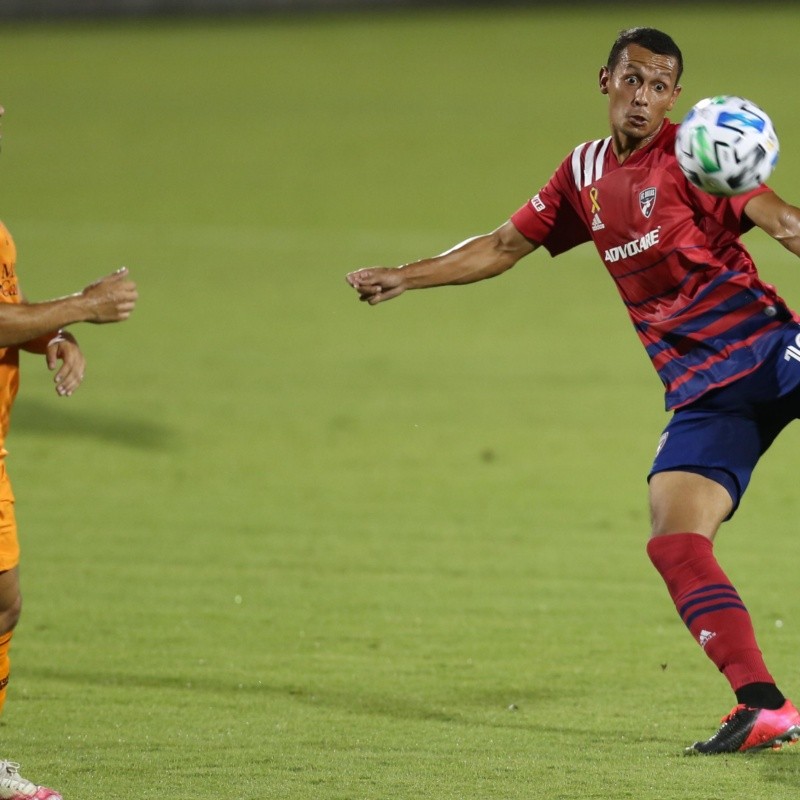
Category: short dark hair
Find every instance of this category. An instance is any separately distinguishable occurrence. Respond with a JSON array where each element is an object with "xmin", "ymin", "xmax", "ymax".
[{"xmin": 607, "ymin": 27, "xmax": 683, "ymax": 83}]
